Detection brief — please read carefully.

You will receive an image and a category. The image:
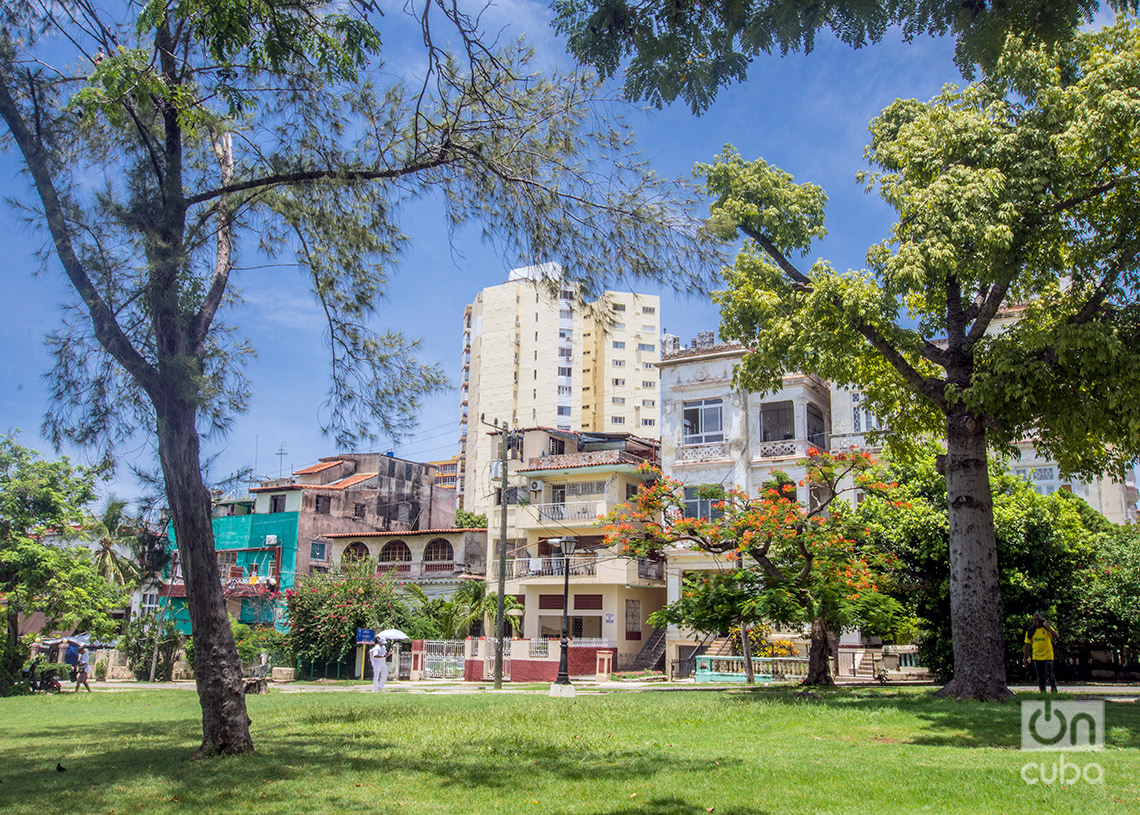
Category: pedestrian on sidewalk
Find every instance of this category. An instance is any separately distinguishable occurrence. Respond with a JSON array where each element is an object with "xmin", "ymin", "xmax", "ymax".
[
  {"xmin": 1023, "ymin": 613, "xmax": 1059, "ymax": 693},
  {"xmin": 370, "ymin": 639, "xmax": 389, "ymax": 692},
  {"xmin": 74, "ymin": 645, "xmax": 92, "ymax": 692}
]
